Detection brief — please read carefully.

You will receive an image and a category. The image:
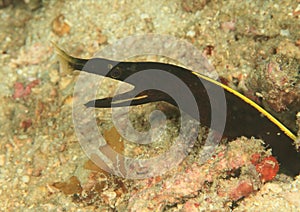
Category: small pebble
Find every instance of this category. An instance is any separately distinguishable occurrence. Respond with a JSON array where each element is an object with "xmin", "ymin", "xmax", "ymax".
[
  {"xmin": 64, "ymin": 96, "xmax": 74, "ymax": 105},
  {"xmin": 0, "ymin": 154, "xmax": 5, "ymax": 166},
  {"xmin": 262, "ymin": 183, "xmax": 282, "ymax": 193},
  {"xmin": 17, "ymin": 168, "xmax": 23, "ymax": 174},
  {"xmin": 186, "ymin": 30, "xmax": 196, "ymax": 38},
  {"xmin": 49, "ymin": 69, "xmax": 60, "ymax": 84},
  {"xmin": 140, "ymin": 13, "xmax": 150, "ymax": 19},
  {"xmin": 52, "ymin": 14, "xmax": 71, "ymax": 37},
  {"xmin": 98, "ymin": 34, "xmax": 108, "ymax": 45},
  {"xmin": 22, "ymin": 175, "xmax": 30, "ymax": 183},
  {"xmin": 59, "ymin": 77, "xmax": 73, "ymax": 90},
  {"xmin": 280, "ymin": 29, "xmax": 290, "ymax": 37}
]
